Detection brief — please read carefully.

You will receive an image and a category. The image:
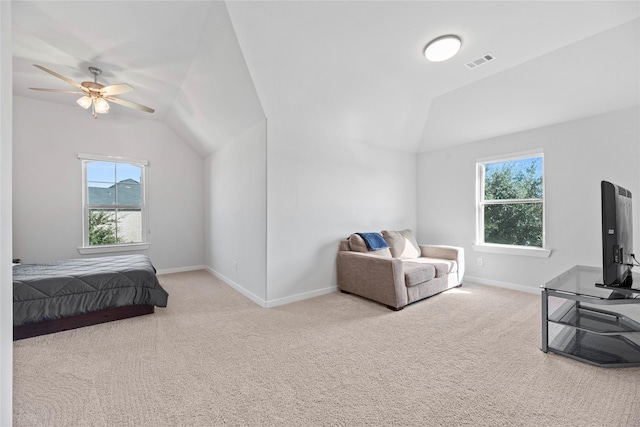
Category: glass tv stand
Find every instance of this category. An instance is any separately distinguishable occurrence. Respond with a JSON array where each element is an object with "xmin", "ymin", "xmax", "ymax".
[{"xmin": 541, "ymin": 265, "xmax": 640, "ymax": 367}]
